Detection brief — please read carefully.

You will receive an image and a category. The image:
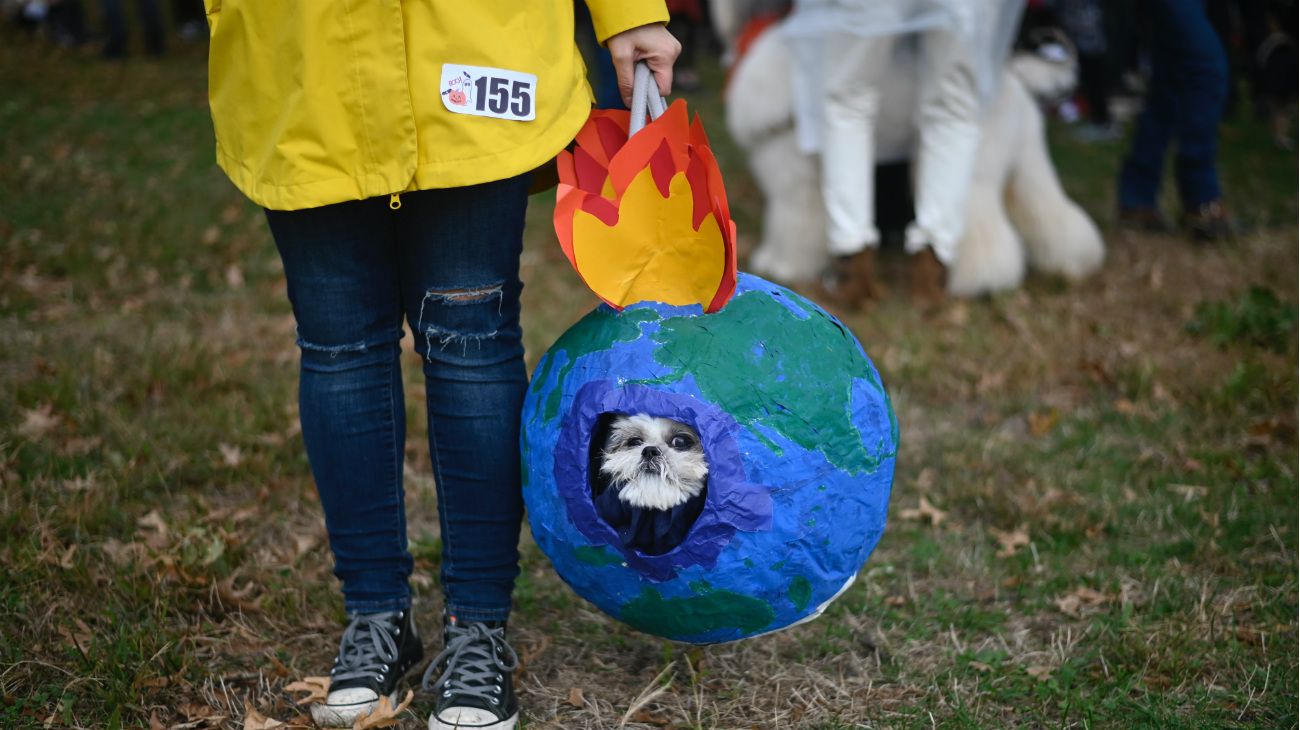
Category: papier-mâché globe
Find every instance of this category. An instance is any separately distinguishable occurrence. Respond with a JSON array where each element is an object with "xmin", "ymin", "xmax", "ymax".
[{"xmin": 520, "ymin": 274, "xmax": 897, "ymax": 644}]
